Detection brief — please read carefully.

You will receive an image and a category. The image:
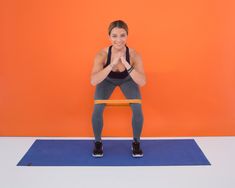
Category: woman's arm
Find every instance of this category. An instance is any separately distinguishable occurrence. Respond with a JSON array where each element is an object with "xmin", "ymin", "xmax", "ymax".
[
  {"xmin": 121, "ymin": 50, "xmax": 146, "ymax": 87},
  {"xmin": 90, "ymin": 51, "xmax": 112, "ymax": 86},
  {"xmin": 90, "ymin": 50, "xmax": 121, "ymax": 86}
]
